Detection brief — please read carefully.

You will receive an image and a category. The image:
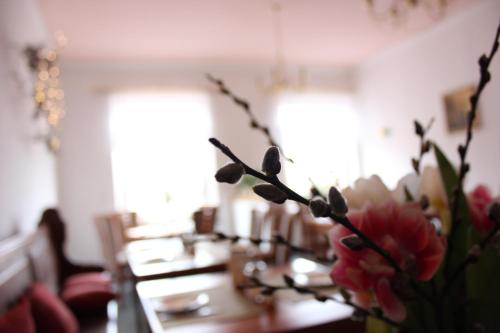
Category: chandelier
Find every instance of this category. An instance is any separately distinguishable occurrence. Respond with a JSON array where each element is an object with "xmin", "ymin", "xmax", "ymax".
[
  {"xmin": 365, "ymin": 0, "xmax": 452, "ymax": 22},
  {"xmin": 257, "ymin": 1, "xmax": 308, "ymax": 93}
]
